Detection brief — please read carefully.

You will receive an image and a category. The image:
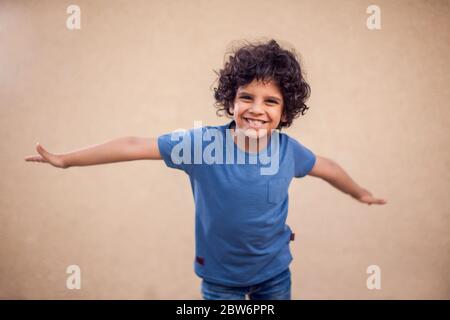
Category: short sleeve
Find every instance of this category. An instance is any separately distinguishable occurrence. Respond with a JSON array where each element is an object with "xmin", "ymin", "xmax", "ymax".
[
  {"xmin": 157, "ymin": 129, "xmax": 195, "ymax": 175},
  {"xmin": 289, "ymin": 137, "xmax": 316, "ymax": 178}
]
